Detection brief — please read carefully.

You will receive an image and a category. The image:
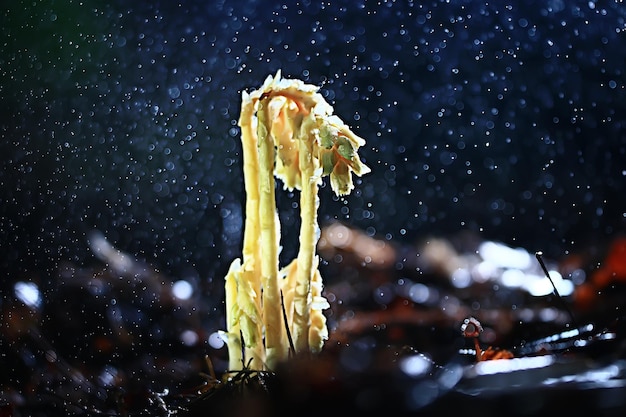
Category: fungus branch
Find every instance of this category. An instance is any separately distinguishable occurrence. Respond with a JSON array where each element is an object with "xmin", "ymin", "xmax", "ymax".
[{"xmin": 222, "ymin": 71, "xmax": 370, "ymax": 372}]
